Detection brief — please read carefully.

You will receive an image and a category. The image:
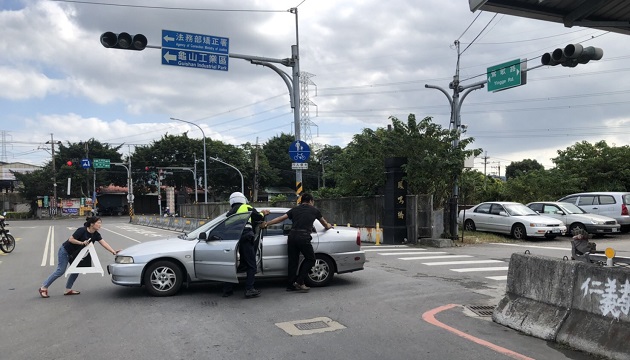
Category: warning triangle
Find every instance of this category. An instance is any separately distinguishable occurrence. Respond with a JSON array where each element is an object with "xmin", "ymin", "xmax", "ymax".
[{"xmin": 65, "ymin": 243, "xmax": 104, "ymax": 277}]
